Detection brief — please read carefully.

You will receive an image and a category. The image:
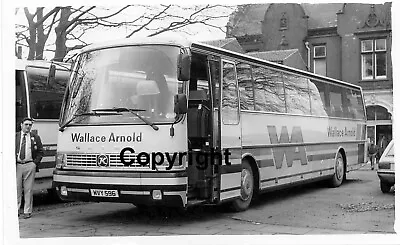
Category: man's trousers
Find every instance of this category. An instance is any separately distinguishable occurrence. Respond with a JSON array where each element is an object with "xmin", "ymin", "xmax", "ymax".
[{"xmin": 16, "ymin": 162, "xmax": 36, "ymax": 214}]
